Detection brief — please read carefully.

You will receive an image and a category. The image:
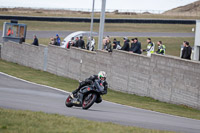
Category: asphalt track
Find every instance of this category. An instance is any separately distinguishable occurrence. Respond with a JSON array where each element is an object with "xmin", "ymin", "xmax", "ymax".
[
  {"xmin": 0, "ymin": 30, "xmax": 195, "ymax": 42},
  {"xmin": 26, "ymin": 31, "xmax": 194, "ymax": 39},
  {"xmin": 0, "ymin": 72, "xmax": 200, "ymax": 133}
]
